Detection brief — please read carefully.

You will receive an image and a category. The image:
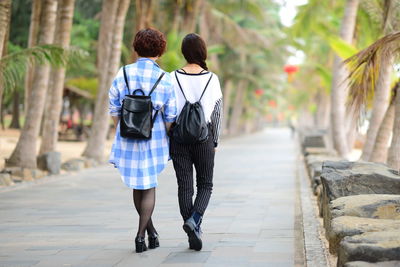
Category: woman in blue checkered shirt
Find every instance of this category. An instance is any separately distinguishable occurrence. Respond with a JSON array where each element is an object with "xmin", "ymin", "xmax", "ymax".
[{"xmin": 108, "ymin": 29, "xmax": 177, "ymax": 253}]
